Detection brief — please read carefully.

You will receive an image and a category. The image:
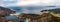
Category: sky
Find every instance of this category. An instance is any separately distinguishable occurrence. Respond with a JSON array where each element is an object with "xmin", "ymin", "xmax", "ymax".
[
  {"xmin": 0, "ymin": 0, "xmax": 60, "ymax": 6},
  {"xmin": 0, "ymin": 0, "xmax": 60, "ymax": 14}
]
